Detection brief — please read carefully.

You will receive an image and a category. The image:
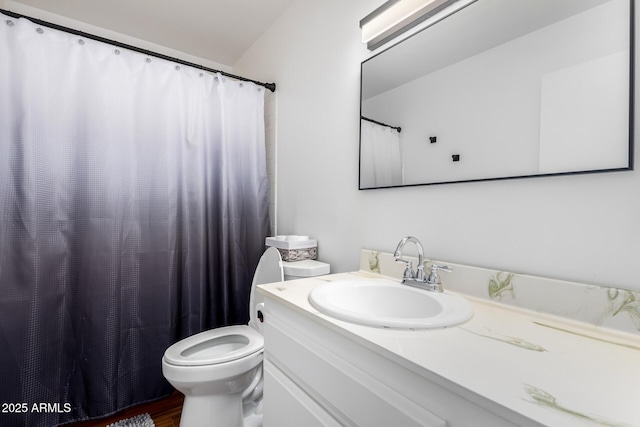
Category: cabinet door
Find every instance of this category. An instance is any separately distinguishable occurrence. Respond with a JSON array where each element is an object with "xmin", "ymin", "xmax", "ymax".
[
  {"xmin": 265, "ymin": 309, "xmax": 446, "ymax": 427},
  {"xmin": 264, "ymin": 359, "xmax": 343, "ymax": 427}
]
